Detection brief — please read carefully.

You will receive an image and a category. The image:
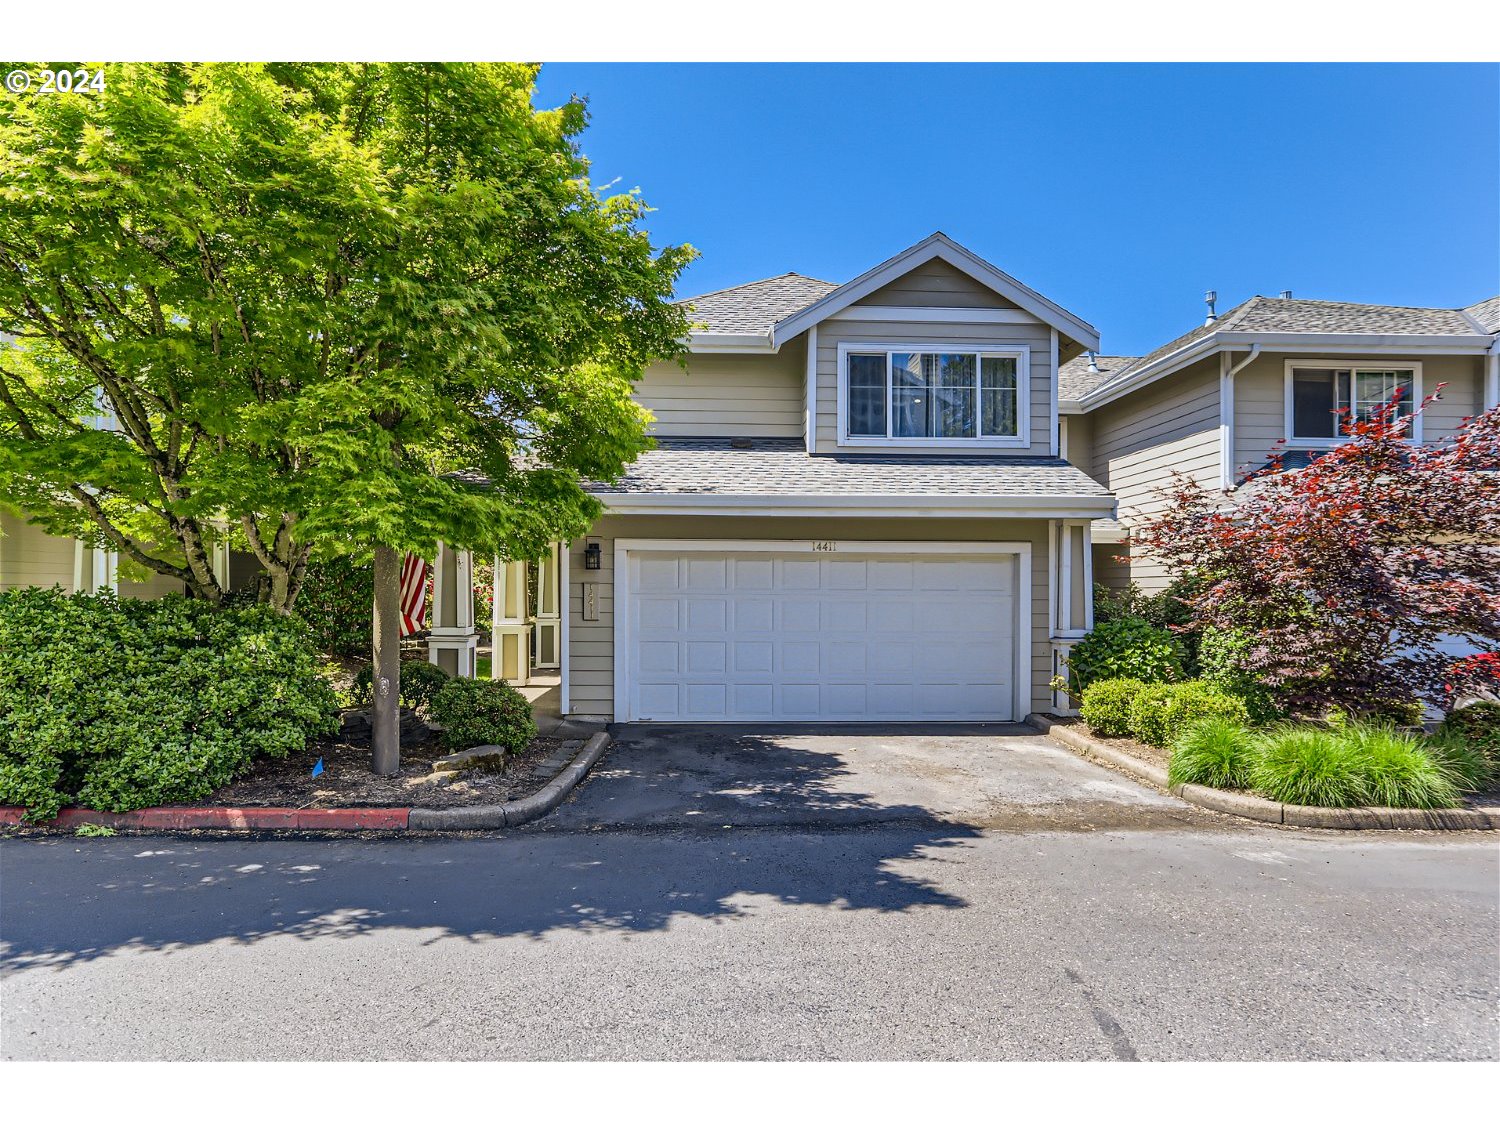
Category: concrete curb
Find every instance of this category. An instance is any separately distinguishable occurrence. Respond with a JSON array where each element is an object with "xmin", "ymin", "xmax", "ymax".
[
  {"xmin": 408, "ymin": 730, "xmax": 612, "ymax": 831},
  {"xmin": 1026, "ymin": 713, "xmax": 1500, "ymax": 832},
  {"xmin": 0, "ymin": 732, "xmax": 613, "ymax": 834}
]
